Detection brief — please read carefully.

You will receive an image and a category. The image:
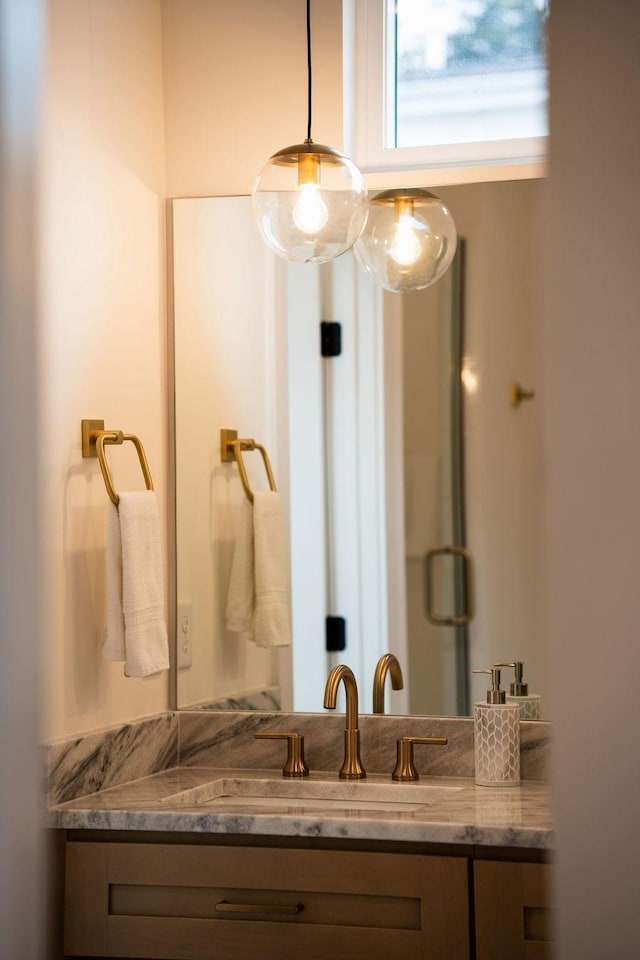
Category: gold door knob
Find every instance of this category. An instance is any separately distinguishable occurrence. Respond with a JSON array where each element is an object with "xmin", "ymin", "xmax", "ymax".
[{"xmin": 510, "ymin": 382, "xmax": 535, "ymax": 407}]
